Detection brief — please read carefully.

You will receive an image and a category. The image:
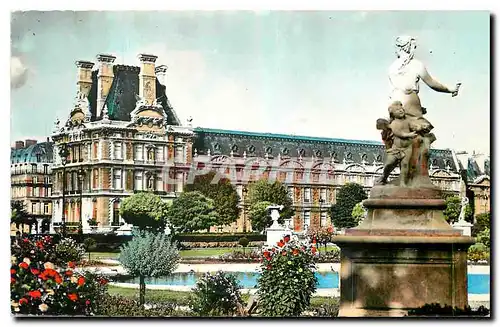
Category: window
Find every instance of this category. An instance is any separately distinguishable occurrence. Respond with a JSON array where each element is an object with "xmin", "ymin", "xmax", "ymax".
[
  {"xmin": 288, "ymin": 187, "xmax": 294, "ymax": 202},
  {"xmin": 320, "ymin": 212, "xmax": 327, "ymax": 227},
  {"xmin": 114, "ymin": 169, "xmax": 122, "ymax": 189},
  {"xmin": 303, "ymin": 188, "xmax": 311, "ymax": 203},
  {"xmin": 134, "ymin": 171, "xmax": 143, "ymax": 190},
  {"xmin": 320, "ymin": 188, "xmax": 327, "ymax": 202},
  {"xmin": 114, "ymin": 142, "xmax": 122, "ymax": 159},
  {"xmin": 93, "ymin": 169, "xmax": 99, "ymax": 189},
  {"xmin": 112, "ymin": 201, "xmax": 120, "ymax": 226},
  {"xmin": 36, "ymin": 154, "xmax": 41, "ymax": 162},
  {"xmin": 43, "ymin": 164, "xmax": 48, "ymax": 174},
  {"xmin": 135, "ymin": 144, "xmax": 143, "ymax": 160},
  {"xmin": 175, "ymin": 144, "xmax": 184, "ymax": 163},
  {"xmin": 44, "ymin": 203, "xmax": 50, "ymax": 214},
  {"xmin": 31, "ymin": 203, "xmax": 37, "ymax": 214},
  {"xmin": 303, "ymin": 211, "xmax": 310, "ymax": 230},
  {"xmin": 33, "ymin": 176, "xmax": 38, "ymax": 184},
  {"xmin": 31, "ymin": 163, "xmax": 37, "ymax": 174},
  {"xmin": 157, "ymin": 147, "xmax": 164, "ymax": 162}
]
